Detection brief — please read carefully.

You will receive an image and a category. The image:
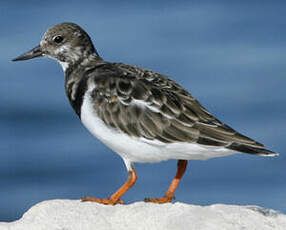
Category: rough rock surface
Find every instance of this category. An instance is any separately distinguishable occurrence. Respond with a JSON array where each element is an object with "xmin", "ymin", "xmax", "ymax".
[{"xmin": 0, "ymin": 200, "xmax": 285, "ymax": 230}]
